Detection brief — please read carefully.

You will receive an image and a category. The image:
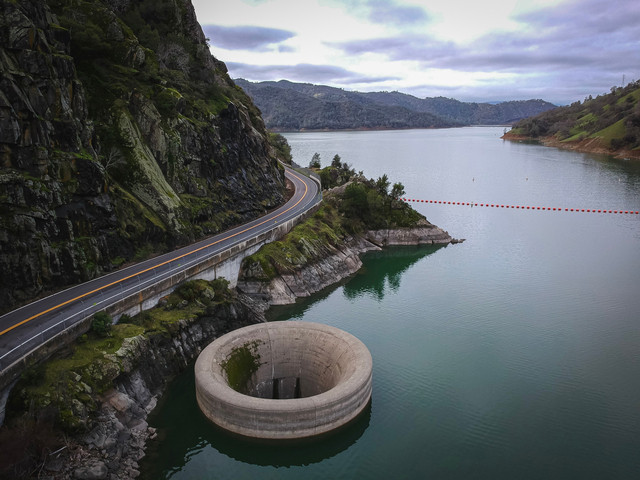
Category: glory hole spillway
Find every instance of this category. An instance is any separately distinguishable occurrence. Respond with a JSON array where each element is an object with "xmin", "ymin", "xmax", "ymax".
[{"xmin": 195, "ymin": 321, "xmax": 373, "ymax": 440}]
